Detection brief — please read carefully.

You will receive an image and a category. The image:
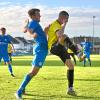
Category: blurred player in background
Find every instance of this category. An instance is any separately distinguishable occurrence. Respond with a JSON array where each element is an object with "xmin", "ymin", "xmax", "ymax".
[
  {"xmin": 8, "ymin": 43, "xmax": 15, "ymax": 63},
  {"xmin": 81, "ymin": 38, "xmax": 93, "ymax": 66},
  {"xmin": 0, "ymin": 27, "xmax": 15, "ymax": 77}
]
